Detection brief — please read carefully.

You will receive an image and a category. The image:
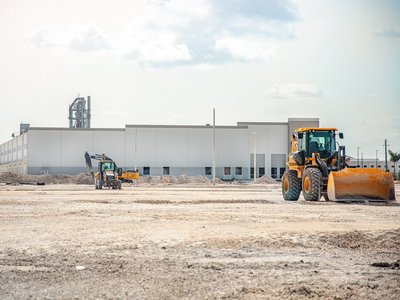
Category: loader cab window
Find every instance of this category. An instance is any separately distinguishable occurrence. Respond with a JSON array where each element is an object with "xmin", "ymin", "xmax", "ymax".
[
  {"xmin": 307, "ymin": 130, "xmax": 335, "ymax": 157},
  {"xmin": 101, "ymin": 162, "xmax": 115, "ymax": 172}
]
